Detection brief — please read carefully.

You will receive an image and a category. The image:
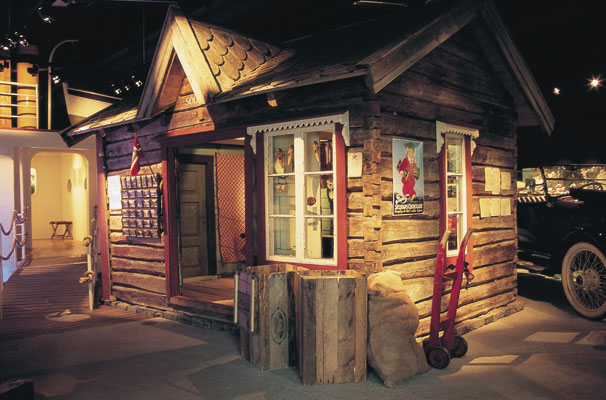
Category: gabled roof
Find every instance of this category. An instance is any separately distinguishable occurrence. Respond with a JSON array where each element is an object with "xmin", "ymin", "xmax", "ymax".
[
  {"xmin": 62, "ymin": 0, "xmax": 553, "ymax": 145},
  {"xmin": 136, "ymin": 6, "xmax": 280, "ymax": 118}
]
